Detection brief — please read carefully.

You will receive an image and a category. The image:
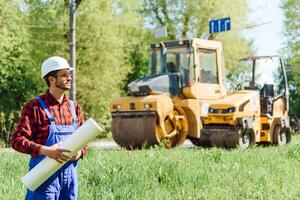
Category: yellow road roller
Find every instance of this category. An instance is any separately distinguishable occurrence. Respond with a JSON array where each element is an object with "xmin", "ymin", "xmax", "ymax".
[
  {"xmin": 110, "ymin": 38, "xmax": 228, "ymax": 149},
  {"xmin": 201, "ymin": 55, "xmax": 292, "ymax": 148}
]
